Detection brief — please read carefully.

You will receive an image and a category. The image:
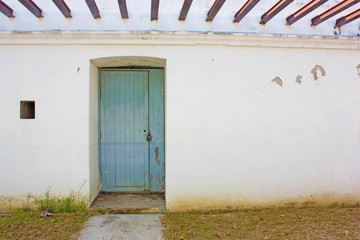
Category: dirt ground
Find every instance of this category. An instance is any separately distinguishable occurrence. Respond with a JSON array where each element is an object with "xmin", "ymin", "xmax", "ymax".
[{"xmin": 162, "ymin": 206, "xmax": 360, "ymax": 239}]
